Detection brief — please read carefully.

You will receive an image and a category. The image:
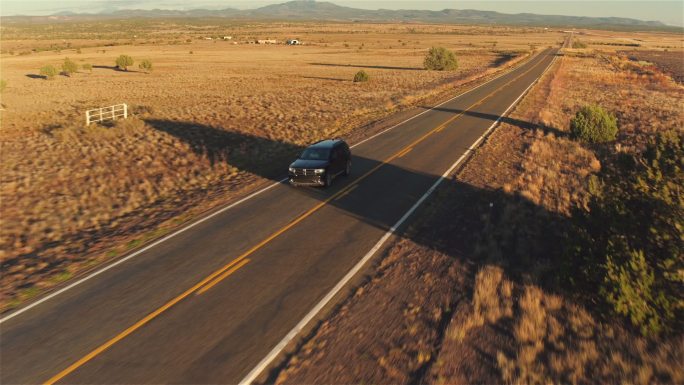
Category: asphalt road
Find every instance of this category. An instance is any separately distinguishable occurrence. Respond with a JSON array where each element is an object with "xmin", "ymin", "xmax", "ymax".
[{"xmin": 0, "ymin": 46, "xmax": 560, "ymax": 385}]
